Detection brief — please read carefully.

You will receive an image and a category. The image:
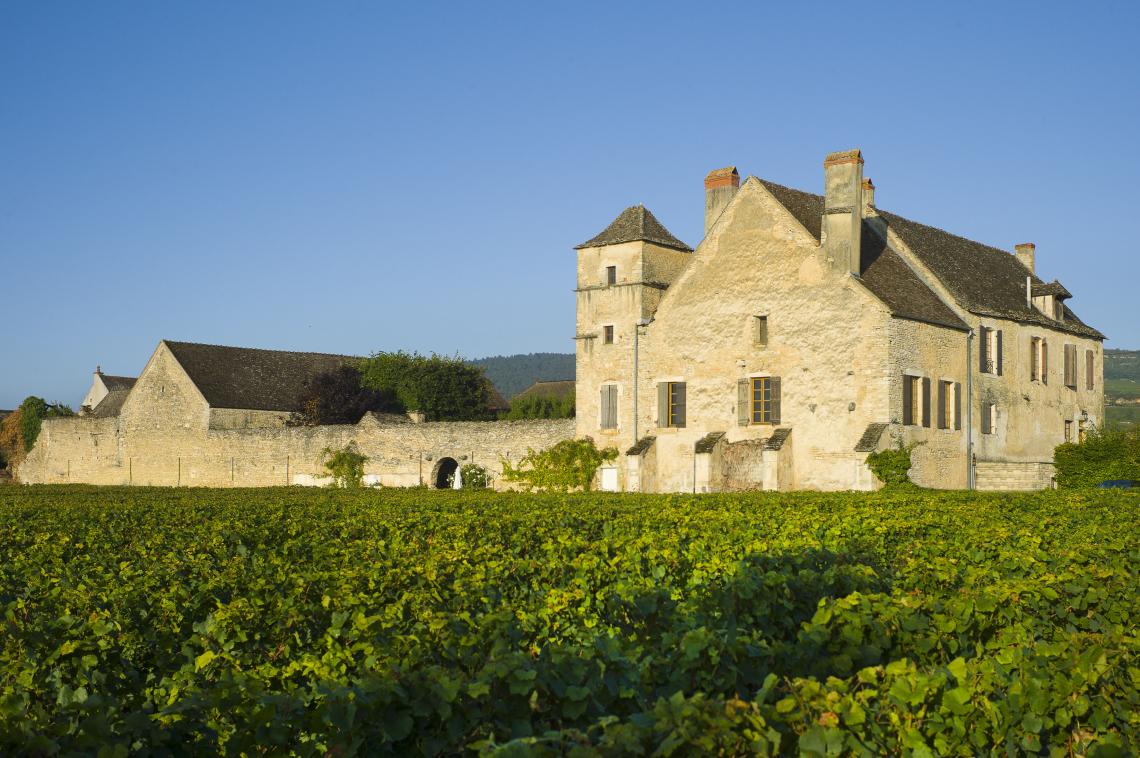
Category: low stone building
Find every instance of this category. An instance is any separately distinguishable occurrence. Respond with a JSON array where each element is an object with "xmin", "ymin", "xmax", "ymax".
[
  {"xmin": 17, "ymin": 340, "xmax": 571, "ymax": 488},
  {"xmin": 575, "ymin": 150, "xmax": 1104, "ymax": 491}
]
